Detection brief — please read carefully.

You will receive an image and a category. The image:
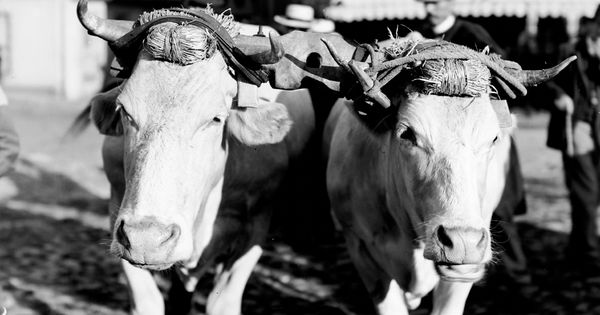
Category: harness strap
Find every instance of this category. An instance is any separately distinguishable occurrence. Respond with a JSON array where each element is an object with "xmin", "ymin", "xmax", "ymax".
[{"xmin": 109, "ymin": 13, "xmax": 269, "ymax": 86}]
